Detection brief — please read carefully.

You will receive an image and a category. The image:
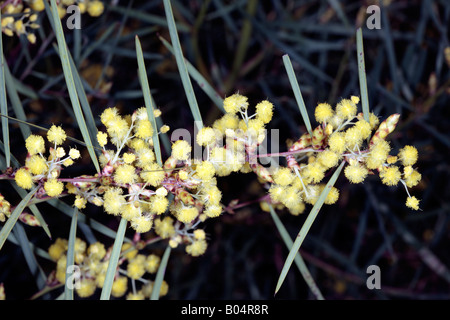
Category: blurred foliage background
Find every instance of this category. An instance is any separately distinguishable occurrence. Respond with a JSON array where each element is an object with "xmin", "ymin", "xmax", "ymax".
[{"xmin": 1, "ymin": 0, "xmax": 449, "ymax": 299}]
